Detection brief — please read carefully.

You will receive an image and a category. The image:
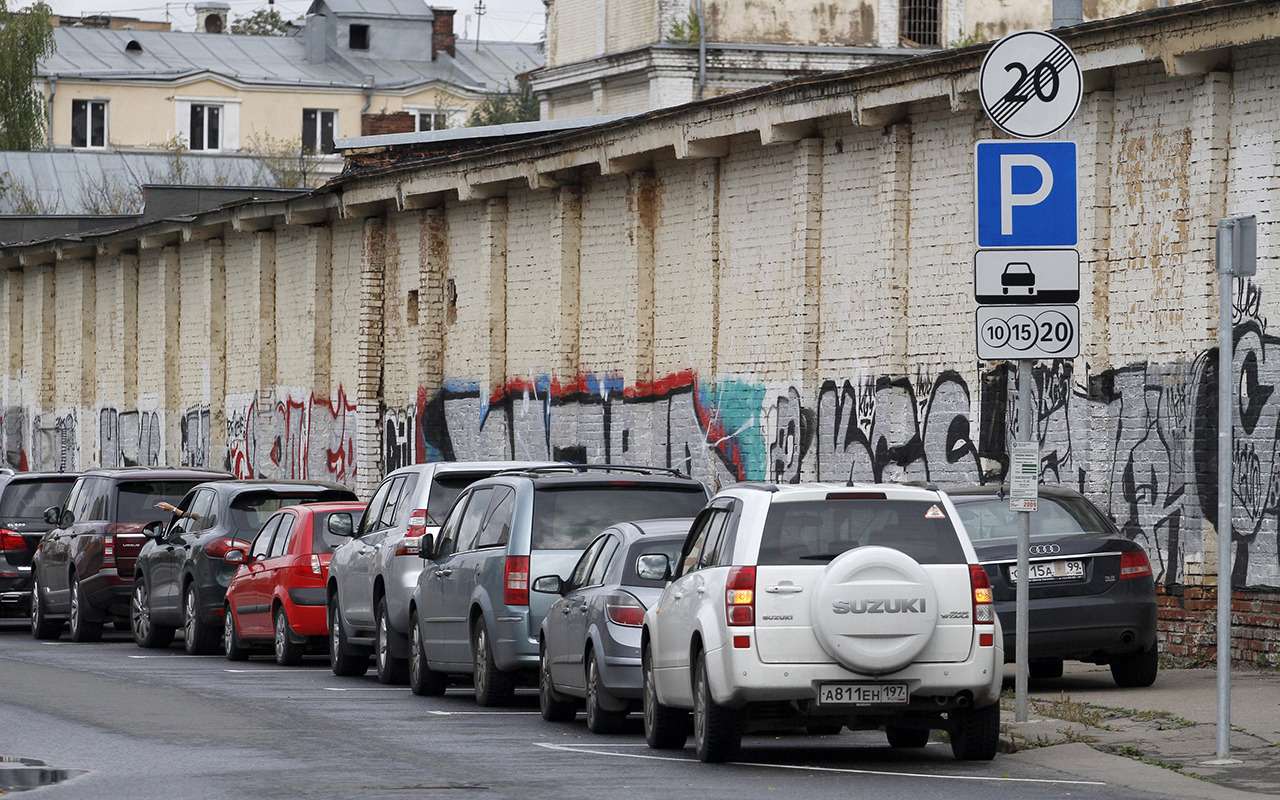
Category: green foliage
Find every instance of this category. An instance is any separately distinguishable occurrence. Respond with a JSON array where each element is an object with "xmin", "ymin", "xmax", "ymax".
[
  {"xmin": 667, "ymin": 7, "xmax": 700, "ymax": 44},
  {"xmin": 230, "ymin": 7, "xmax": 290, "ymax": 36},
  {"xmin": 0, "ymin": 0, "xmax": 56, "ymax": 150},
  {"xmin": 466, "ymin": 79, "xmax": 539, "ymax": 128}
]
